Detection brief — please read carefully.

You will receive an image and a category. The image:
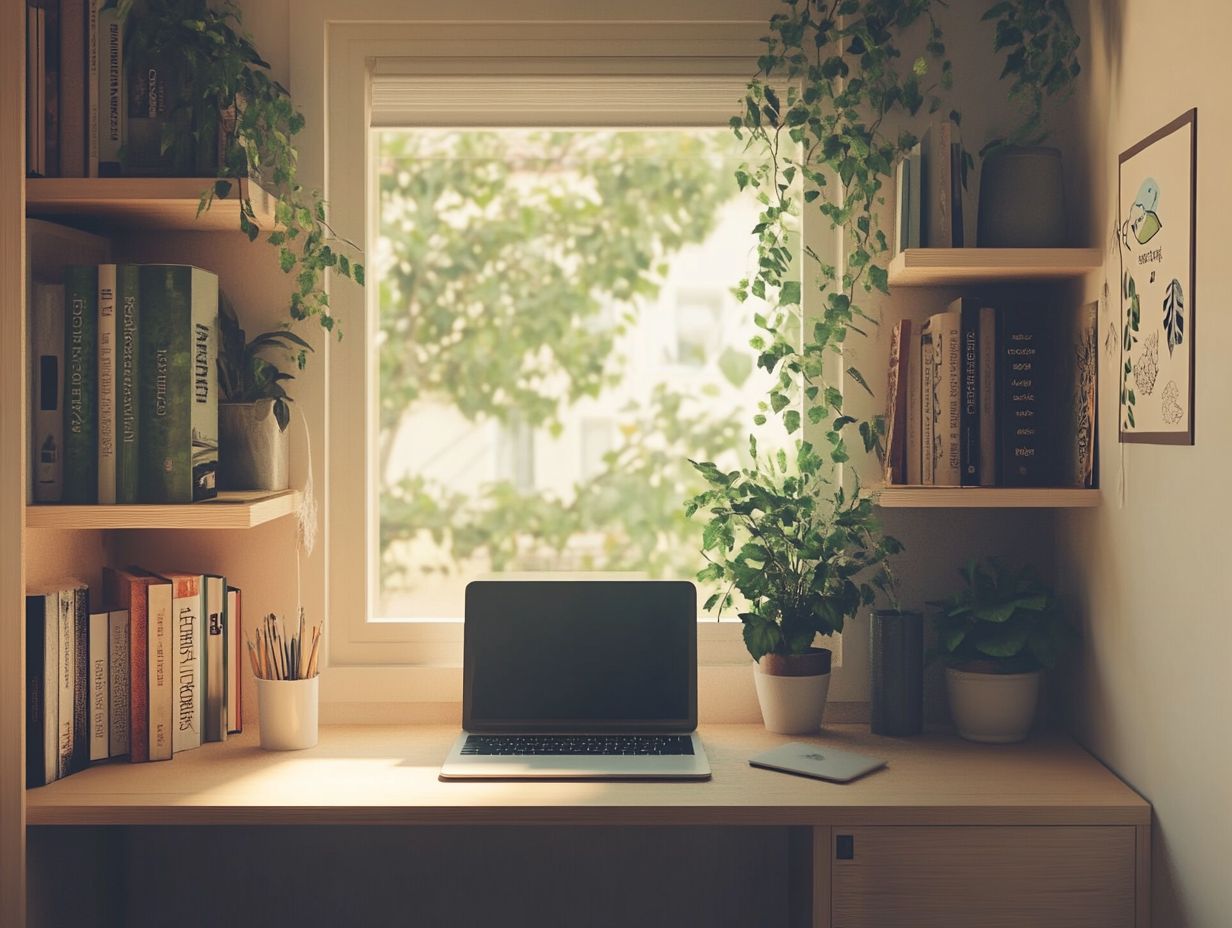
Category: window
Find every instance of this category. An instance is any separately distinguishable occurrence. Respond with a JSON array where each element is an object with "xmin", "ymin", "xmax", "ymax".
[{"xmin": 374, "ymin": 124, "xmax": 783, "ymax": 621}]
